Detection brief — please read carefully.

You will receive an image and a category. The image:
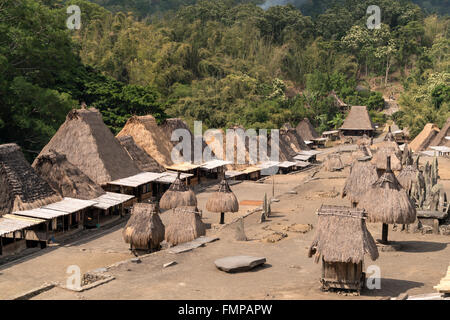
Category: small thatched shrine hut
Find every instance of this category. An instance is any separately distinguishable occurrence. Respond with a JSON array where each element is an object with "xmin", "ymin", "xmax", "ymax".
[
  {"xmin": 165, "ymin": 206, "xmax": 206, "ymax": 246},
  {"xmin": 410, "ymin": 123, "xmax": 440, "ymax": 152},
  {"xmin": 324, "ymin": 153, "xmax": 344, "ymax": 172},
  {"xmin": 308, "ymin": 205, "xmax": 379, "ymax": 292},
  {"xmin": 0, "ymin": 144, "xmax": 62, "ymax": 215},
  {"xmin": 339, "ymin": 106, "xmax": 375, "ymax": 137},
  {"xmin": 206, "ymin": 178, "xmax": 239, "ymax": 224},
  {"xmin": 397, "ymin": 156, "xmax": 425, "ymax": 204},
  {"xmin": 342, "ymin": 158, "xmax": 378, "ymax": 206},
  {"xmin": 33, "ymin": 108, "xmax": 141, "ymax": 186},
  {"xmin": 358, "ymin": 156, "xmax": 416, "ymax": 243},
  {"xmin": 123, "ymin": 203, "xmax": 165, "ymax": 252},
  {"xmin": 117, "ymin": 135, "xmax": 165, "ymax": 173},
  {"xmin": 296, "ymin": 118, "xmax": 319, "ymax": 142},
  {"xmin": 159, "ymin": 173, "xmax": 197, "ymax": 210},
  {"xmin": 371, "ymin": 141, "xmax": 402, "ymax": 174}
]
